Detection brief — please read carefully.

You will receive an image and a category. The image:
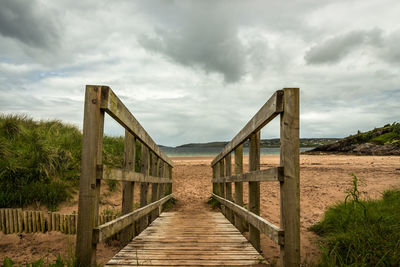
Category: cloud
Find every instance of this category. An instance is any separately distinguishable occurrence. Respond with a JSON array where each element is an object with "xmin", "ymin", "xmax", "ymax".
[
  {"xmin": 0, "ymin": 0, "xmax": 60, "ymax": 49},
  {"xmin": 304, "ymin": 29, "xmax": 382, "ymax": 64}
]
